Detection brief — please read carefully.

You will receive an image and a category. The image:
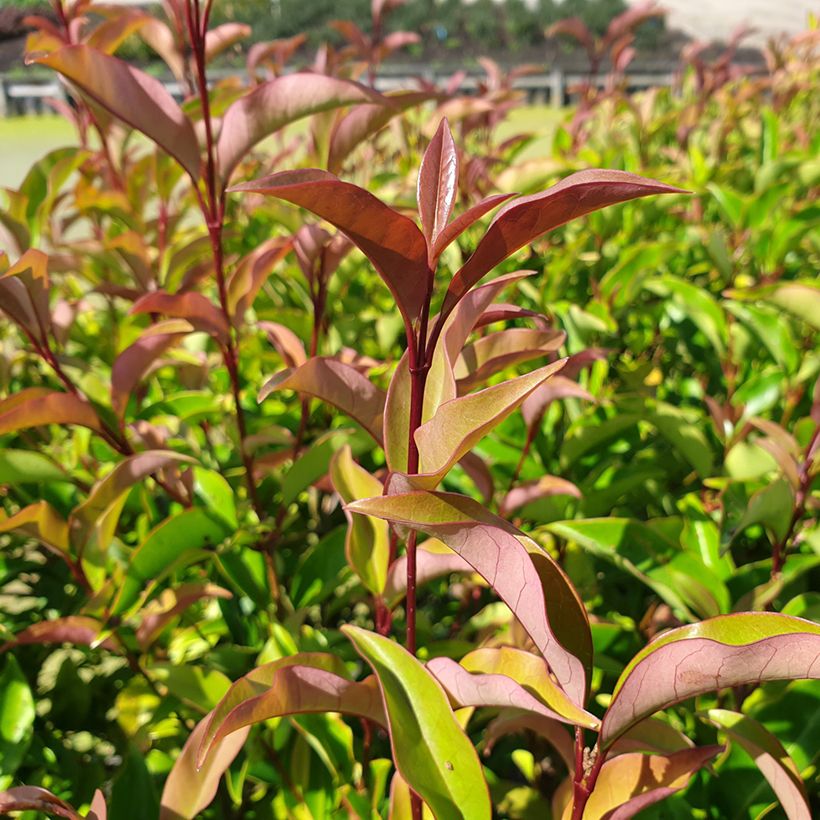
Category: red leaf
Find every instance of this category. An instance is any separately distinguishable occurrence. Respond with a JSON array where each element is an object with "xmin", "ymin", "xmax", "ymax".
[
  {"xmin": 430, "ymin": 193, "xmax": 513, "ymax": 263},
  {"xmin": 230, "ymin": 170, "xmax": 430, "ymax": 326},
  {"xmin": 131, "ymin": 291, "xmax": 230, "ymax": 343},
  {"xmin": 442, "ymin": 170, "xmax": 685, "ymax": 319},
  {"xmin": 30, "ymin": 45, "xmax": 200, "ymax": 180},
  {"xmin": 500, "ymin": 476, "xmax": 582, "ymax": 516},
  {"xmin": 0, "ymin": 787, "xmax": 82, "ymax": 820},
  {"xmin": 0, "ymin": 389, "xmax": 104, "ymax": 436},
  {"xmin": 1, "ymin": 616, "xmax": 120, "ymax": 653},
  {"xmin": 418, "ymin": 118, "xmax": 458, "ymax": 253}
]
